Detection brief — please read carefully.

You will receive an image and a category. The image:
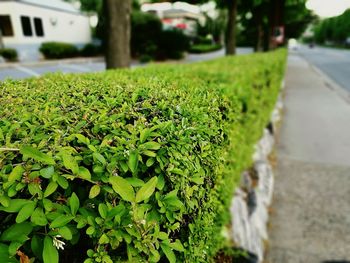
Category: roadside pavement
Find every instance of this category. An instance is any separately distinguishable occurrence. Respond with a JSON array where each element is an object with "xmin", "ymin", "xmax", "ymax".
[{"xmin": 267, "ymin": 52, "xmax": 350, "ymax": 262}]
